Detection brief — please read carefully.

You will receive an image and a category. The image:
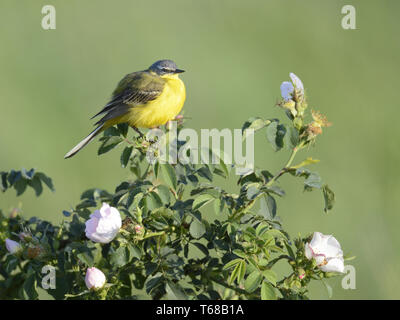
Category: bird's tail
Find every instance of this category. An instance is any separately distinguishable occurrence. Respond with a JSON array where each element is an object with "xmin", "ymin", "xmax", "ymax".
[{"xmin": 64, "ymin": 124, "xmax": 104, "ymax": 159}]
